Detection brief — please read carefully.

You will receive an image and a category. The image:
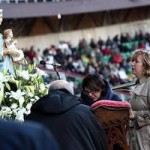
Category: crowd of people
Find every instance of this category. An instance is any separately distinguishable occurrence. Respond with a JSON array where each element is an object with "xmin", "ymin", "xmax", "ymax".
[
  {"xmin": 22, "ymin": 29, "xmax": 150, "ymax": 87},
  {"xmin": 0, "ymin": 8, "xmax": 150, "ymax": 150}
]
